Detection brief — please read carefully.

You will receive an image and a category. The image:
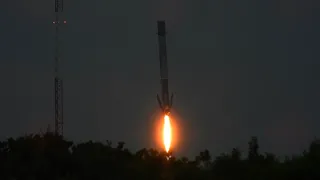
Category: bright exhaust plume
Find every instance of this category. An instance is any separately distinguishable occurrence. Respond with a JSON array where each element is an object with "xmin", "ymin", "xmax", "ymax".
[{"xmin": 163, "ymin": 115, "xmax": 172, "ymax": 152}]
